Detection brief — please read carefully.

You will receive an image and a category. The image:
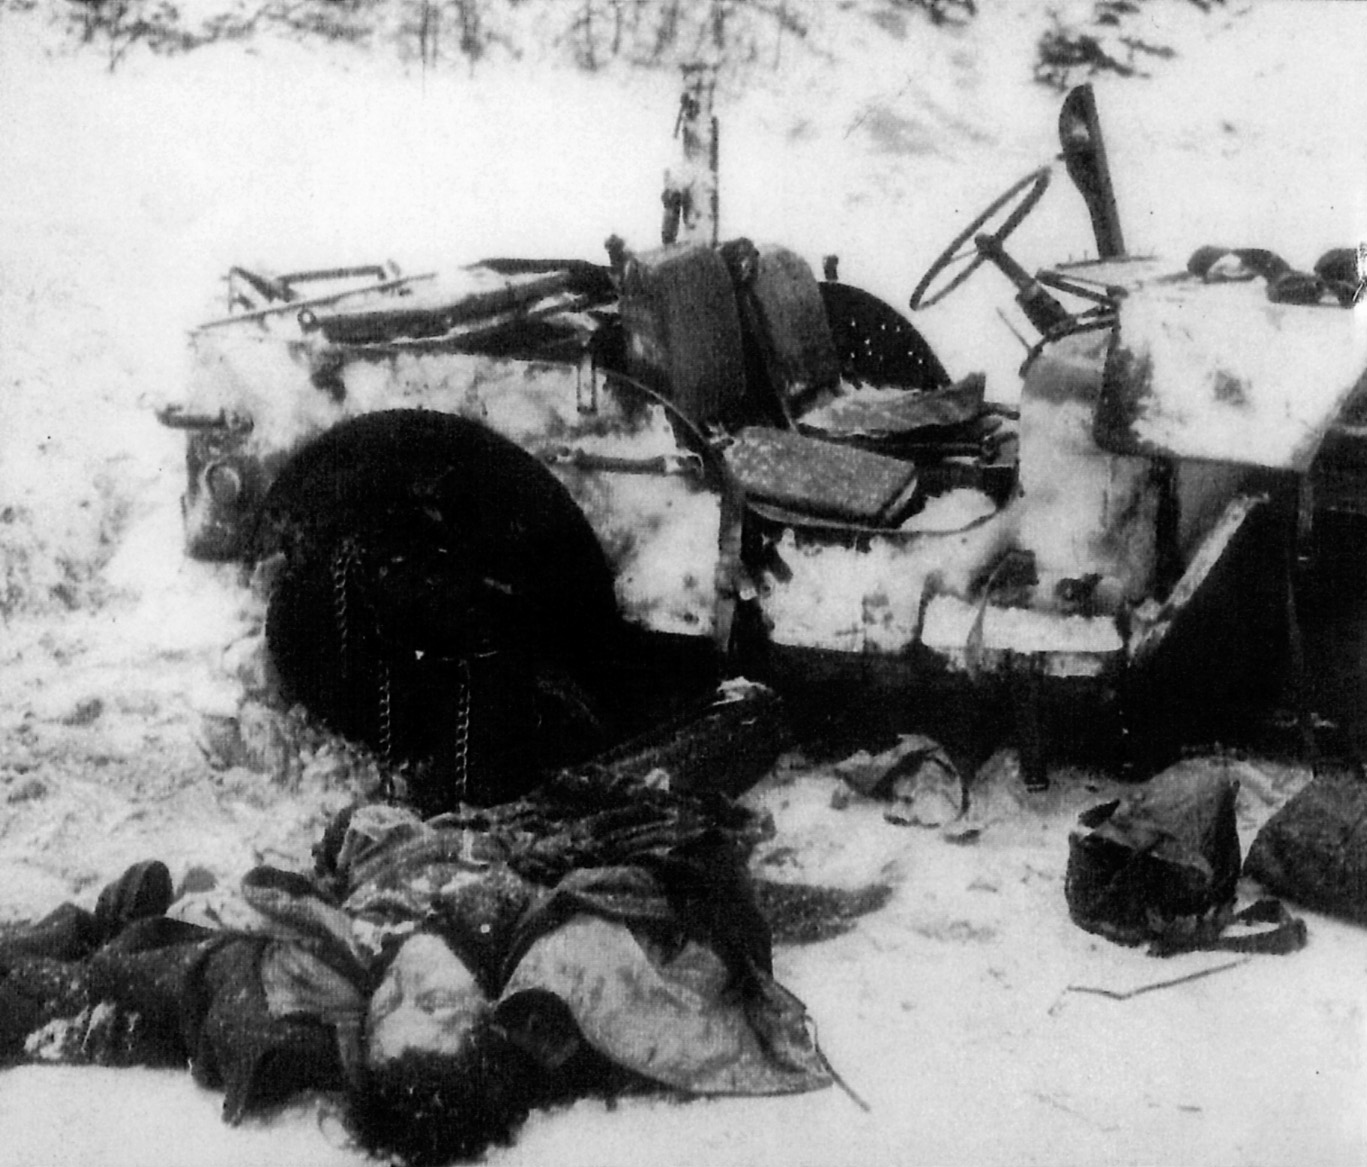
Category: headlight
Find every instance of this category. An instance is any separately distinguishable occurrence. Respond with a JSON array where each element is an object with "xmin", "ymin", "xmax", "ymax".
[{"xmin": 204, "ymin": 460, "xmax": 244, "ymax": 508}]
